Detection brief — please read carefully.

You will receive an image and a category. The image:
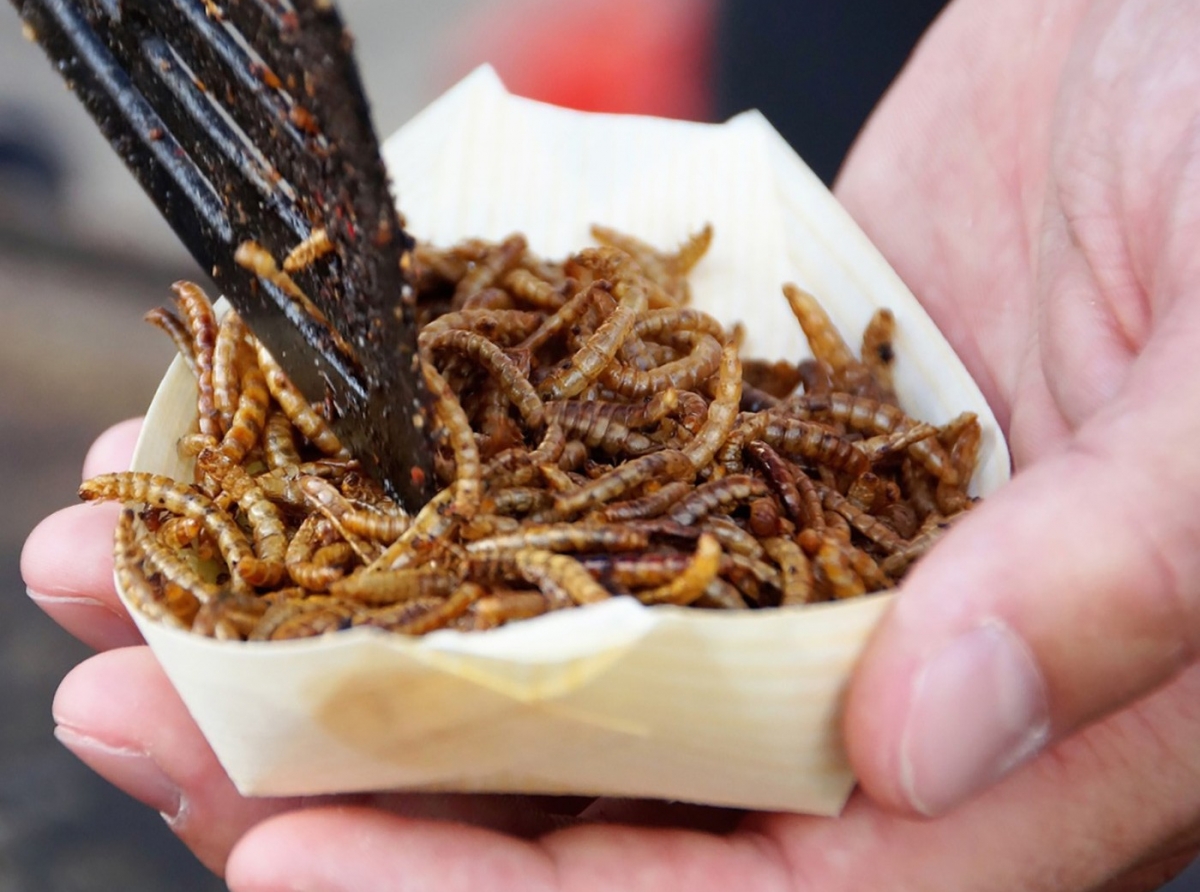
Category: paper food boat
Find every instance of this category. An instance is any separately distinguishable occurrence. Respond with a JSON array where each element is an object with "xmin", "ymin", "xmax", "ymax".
[{"xmin": 126, "ymin": 66, "xmax": 1010, "ymax": 816}]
